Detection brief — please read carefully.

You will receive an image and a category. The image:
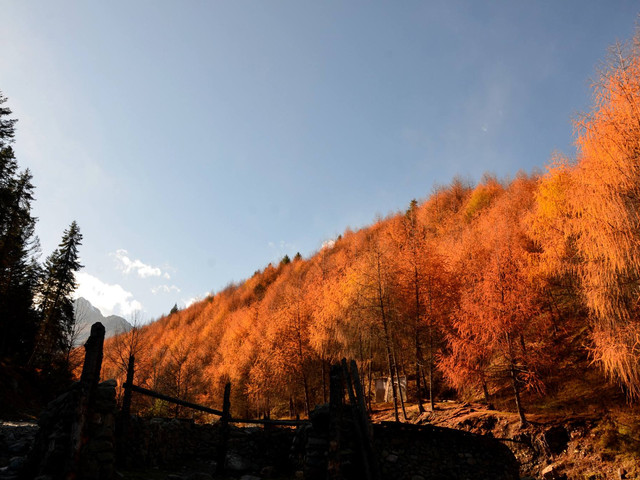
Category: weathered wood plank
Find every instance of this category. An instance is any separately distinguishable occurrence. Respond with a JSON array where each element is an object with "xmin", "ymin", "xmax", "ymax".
[
  {"xmin": 69, "ymin": 322, "xmax": 105, "ymax": 479},
  {"xmin": 230, "ymin": 417, "xmax": 309, "ymax": 426},
  {"xmin": 128, "ymin": 384, "xmax": 225, "ymax": 416}
]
